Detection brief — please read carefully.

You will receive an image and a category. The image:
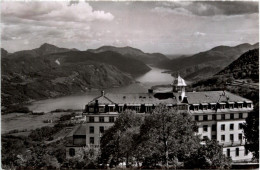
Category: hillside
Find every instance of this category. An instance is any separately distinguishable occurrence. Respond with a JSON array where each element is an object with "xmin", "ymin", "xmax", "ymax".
[
  {"xmin": 1, "ymin": 44, "xmax": 151, "ymax": 112},
  {"xmin": 191, "ymin": 48, "xmax": 259, "ymax": 104},
  {"xmin": 157, "ymin": 43, "xmax": 259, "ymax": 81},
  {"xmin": 217, "ymin": 49, "xmax": 259, "ymax": 81},
  {"xmin": 88, "ymin": 45, "xmax": 170, "ymax": 64}
]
